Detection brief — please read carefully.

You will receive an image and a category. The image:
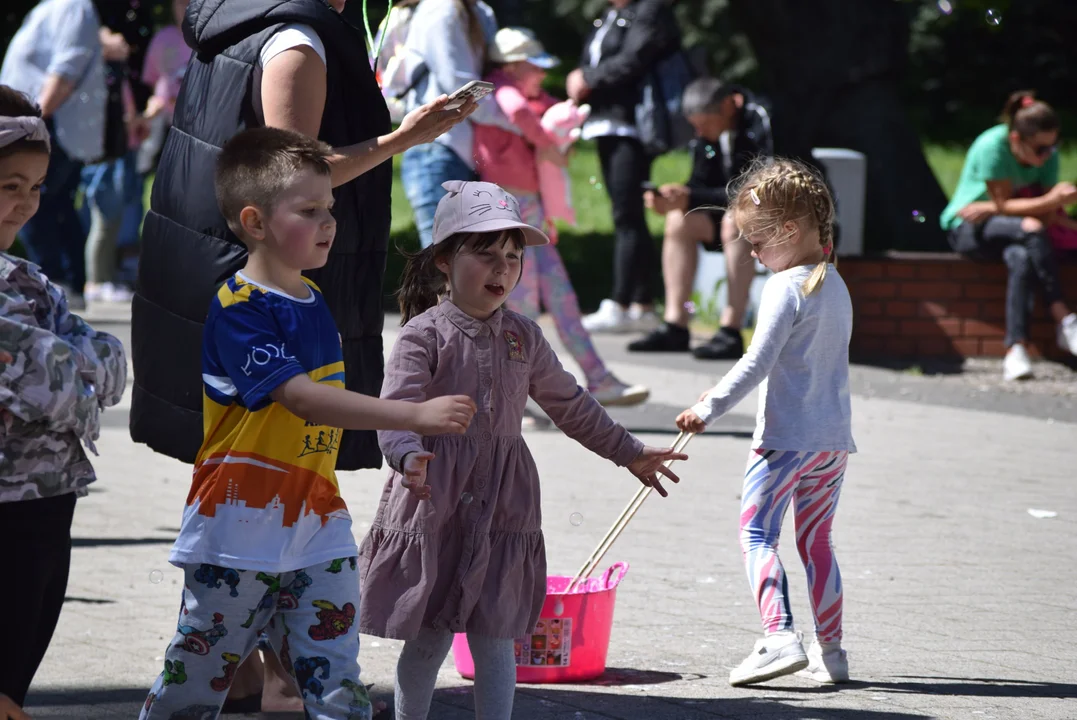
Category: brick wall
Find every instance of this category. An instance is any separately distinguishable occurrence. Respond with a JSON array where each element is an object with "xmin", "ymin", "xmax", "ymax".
[{"xmin": 840, "ymin": 252, "xmax": 1077, "ymax": 359}]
